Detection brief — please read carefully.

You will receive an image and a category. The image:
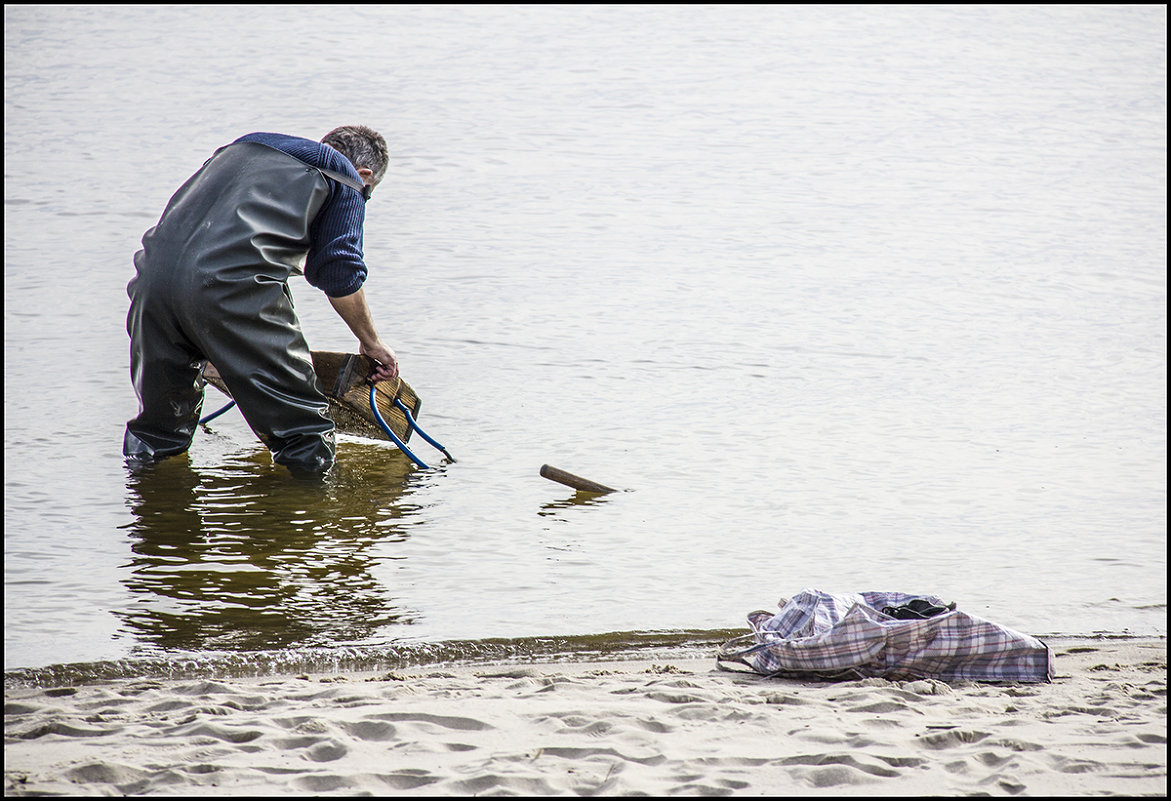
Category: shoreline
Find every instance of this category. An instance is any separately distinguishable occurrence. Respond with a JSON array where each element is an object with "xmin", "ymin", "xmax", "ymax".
[
  {"xmin": 5, "ymin": 630, "xmax": 1162, "ymax": 691},
  {"xmin": 4, "ymin": 637, "xmax": 1165, "ymax": 796}
]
